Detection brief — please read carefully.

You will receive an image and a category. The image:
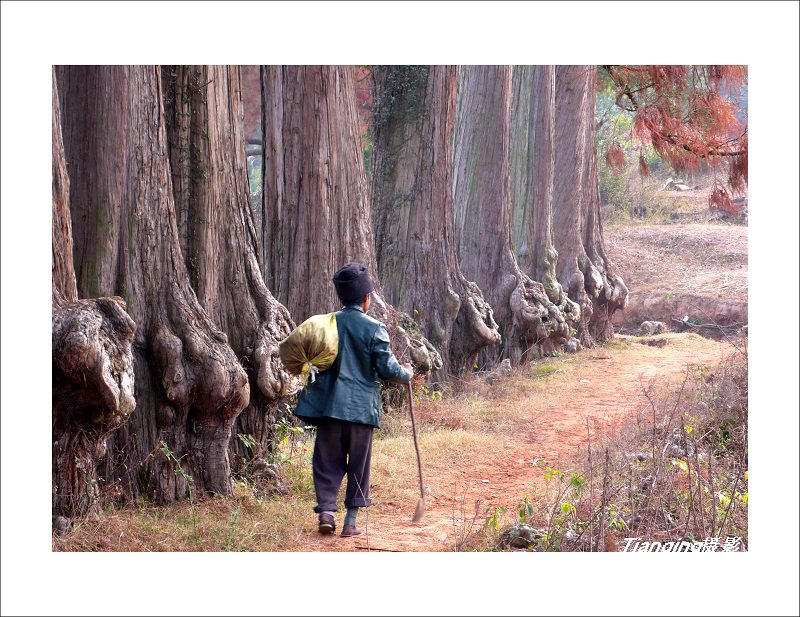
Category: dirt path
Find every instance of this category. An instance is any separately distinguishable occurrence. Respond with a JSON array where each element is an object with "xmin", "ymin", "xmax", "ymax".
[{"xmin": 296, "ymin": 333, "xmax": 730, "ymax": 552}]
